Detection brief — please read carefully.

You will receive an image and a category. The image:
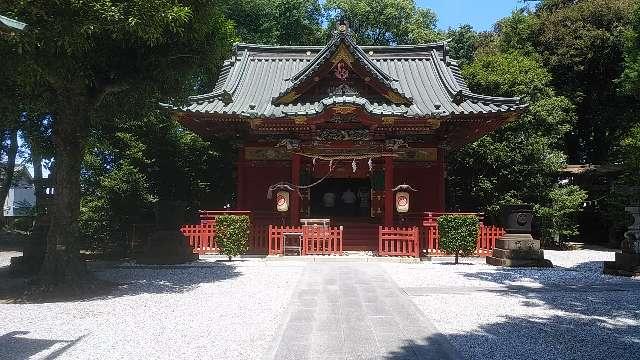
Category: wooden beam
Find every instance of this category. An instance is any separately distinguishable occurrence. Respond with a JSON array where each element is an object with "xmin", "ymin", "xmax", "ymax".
[
  {"xmin": 290, "ymin": 153, "xmax": 301, "ymax": 225},
  {"xmin": 384, "ymin": 156, "xmax": 394, "ymax": 227}
]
